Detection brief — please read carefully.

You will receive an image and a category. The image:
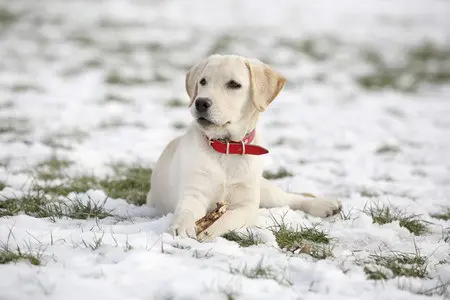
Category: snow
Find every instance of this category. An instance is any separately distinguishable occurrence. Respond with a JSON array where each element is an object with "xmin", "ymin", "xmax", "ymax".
[{"xmin": 1, "ymin": 0, "xmax": 450, "ymax": 299}]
